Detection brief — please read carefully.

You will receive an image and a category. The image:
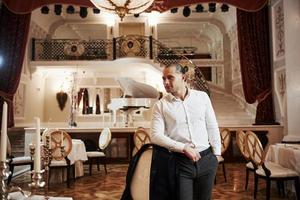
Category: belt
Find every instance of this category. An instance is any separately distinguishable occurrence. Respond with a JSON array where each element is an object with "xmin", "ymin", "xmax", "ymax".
[
  {"xmin": 174, "ymin": 146, "xmax": 212, "ymax": 158},
  {"xmin": 199, "ymin": 147, "xmax": 212, "ymax": 157}
]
